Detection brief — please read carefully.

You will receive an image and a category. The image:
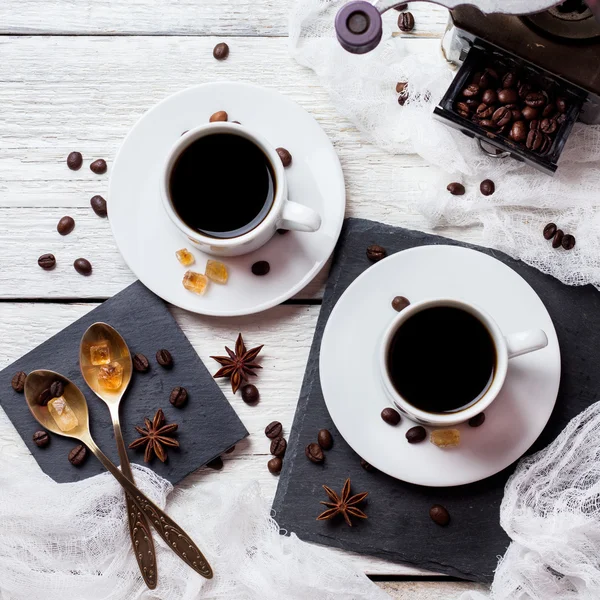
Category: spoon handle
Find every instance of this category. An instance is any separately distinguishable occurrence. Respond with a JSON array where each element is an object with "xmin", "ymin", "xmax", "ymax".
[
  {"xmin": 84, "ymin": 435, "xmax": 213, "ymax": 580},
  {"xmin": 110, "ymin": 410, "xmax": 158, "ymax": 589}
]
